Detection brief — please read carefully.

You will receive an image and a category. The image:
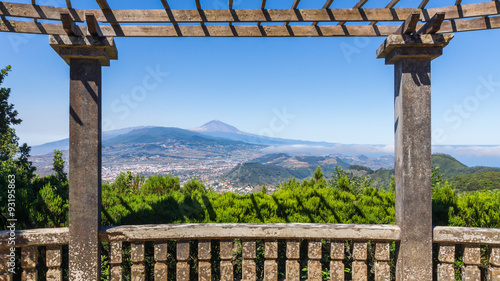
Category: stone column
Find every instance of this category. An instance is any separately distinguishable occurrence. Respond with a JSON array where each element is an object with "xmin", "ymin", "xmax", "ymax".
[
  {"xmin": 50, "ymin": 35, "xmax": 117, "ymax": 281},
  {"xmin": 377, "ymin": 34, "xmax": 453, "ymax": 281}
]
